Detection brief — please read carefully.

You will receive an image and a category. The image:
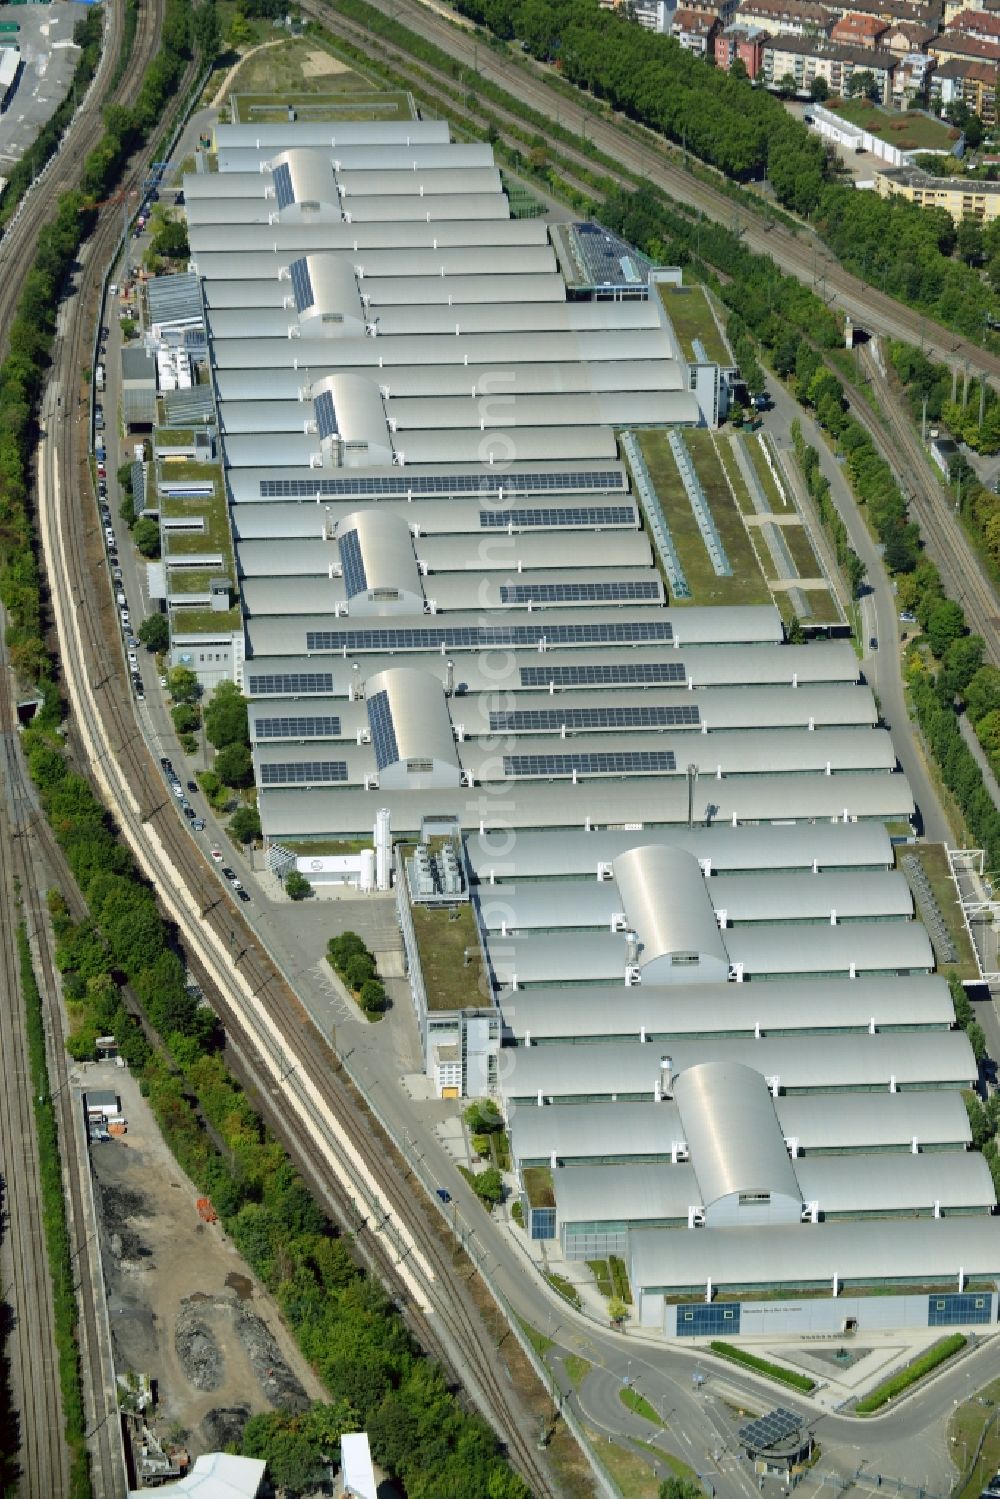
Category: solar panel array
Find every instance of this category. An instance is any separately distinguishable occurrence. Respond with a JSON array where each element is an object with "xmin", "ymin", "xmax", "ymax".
[
  {"xmin": 339, "ymin": 528, "xmax": 368, "ymax": 596},
  {"xmin": 259, "ymin": 760, "xmax": 348, "ymax": 784},
  {"xmin": 254, "ymin": 715, "xmax": 342, "ymax": 739},
  {"xmin": 290, "ymin": 257, "xmax": 315, "ymax": 313},
  {"xmin": 519, "ymin": 662, "xmax": 687, "ymax": 687},
  {"xmin": 247, "ymin": 671, "xmax": 335, "ymax": 695},
  {"xmin": 305, "ymin": 621, "xmax": 674, "ymax": 651},
  {"xmin": 259, "ymin": 469, "xmax": 627, "ymax": 500},
  {"xmin": 503, "ymin": 750, "xmax": 677, "ymax": 776},
  {"xmin": 367, "ymin": 689, "xmax": 399, "ymax": 771},
  {"xmin": 315, "ymin": 390, "xmax": 337, "ymax": 440},
  {"xmin": 273, "ymin": 162, "xmax": 294, "ymax": 210},
  {"xmin": 479, "ymin": 505, "xmax": 636, "ymax": 529},
  {"xmin": 490, "ymin": 704, "xmax": 701, "ymax": 732},
  {"xmin": 737, "ymin": 1409, "xmax": 803, "ymax": 1452},
  {"xmin": 498, "ymin": 581, "xmax": 661, "ymax": 605}
]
